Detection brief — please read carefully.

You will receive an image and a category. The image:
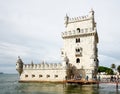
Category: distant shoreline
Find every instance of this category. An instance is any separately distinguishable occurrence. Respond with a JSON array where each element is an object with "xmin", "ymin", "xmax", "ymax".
[{"xmin": 0, "ymin": 72, "xmax": 3, "ymax": 74}]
